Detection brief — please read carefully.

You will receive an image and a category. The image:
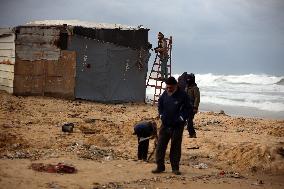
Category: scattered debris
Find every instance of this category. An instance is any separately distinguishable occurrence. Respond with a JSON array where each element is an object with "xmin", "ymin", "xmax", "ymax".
[
  {"xmin": 46, "ymin": 182, "xmax": 61, "ymax": 189},
  {"xmin": 218, "ymin": 171, "xmax": 245, "ymax": 179},
  {"xmin": 62, "ymin": 123, "xmax": 74, "ymax": 133},
  {"xmin": 187, "ymin": 146, "xmax": 199, "ymax": 150},
  {"xmin": 104, "ymin": 156, "xmax": 113, "ymax": 161},
  {"xmin": 252, "ymin": 179, "xmax": 264, "ymax": 186},
  {"xmin": 79, "ymin": 125, "xmax": 97, "ymax": 134},
  {"xmin": 70, "ymin": 144, "xmax": 116, "ymax": 160},
  {"xmin": 219, "ymin": 170, "xmax": 226, "ymax": 176},
  {"xmin": 116, "ymin": 164, "xmax": 123, "ymax": 168},
  {"xmin": 30, "ymin": 163, "xmax": 77, "ymax": 174},
  {"xmin": 236, "ymin": 128, "xmax": 245, "ymax": 132},
  {"xmin": 194, "ymin": 163, "xmax": 208, "ymax": 169},
  {"xmin": 83, "ymin": 118, "xmax": 96, "ymax": 123},
  {"xmin": 276, "ymin": 147, "xmax": 284, "ymax": 157},
  {"xmin": 219, "ymin": 110, "xmax": 226, "ymax": 115}
]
